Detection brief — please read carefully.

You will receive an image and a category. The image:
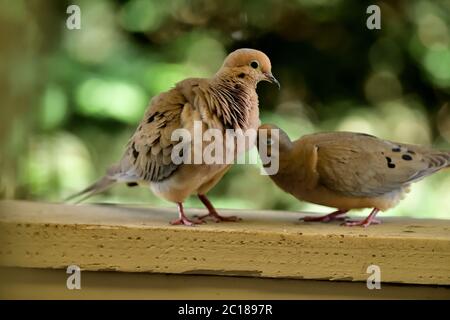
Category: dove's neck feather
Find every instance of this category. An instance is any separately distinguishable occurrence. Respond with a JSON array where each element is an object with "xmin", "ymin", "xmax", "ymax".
[{"xmin": 204, "ymin": 73, "xmax": 257, "ymax": 129}]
